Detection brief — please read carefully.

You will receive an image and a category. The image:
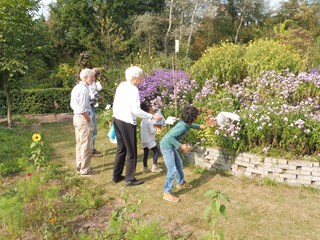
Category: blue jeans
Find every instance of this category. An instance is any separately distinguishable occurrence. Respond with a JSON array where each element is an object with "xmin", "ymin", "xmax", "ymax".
[
  {"xmin": 89, "ymin": 105, "xmax": 97, "ymax": 152},
  {"xmin": 160, "ymin": 145, "xmax": 185, "ymax": 193}
]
